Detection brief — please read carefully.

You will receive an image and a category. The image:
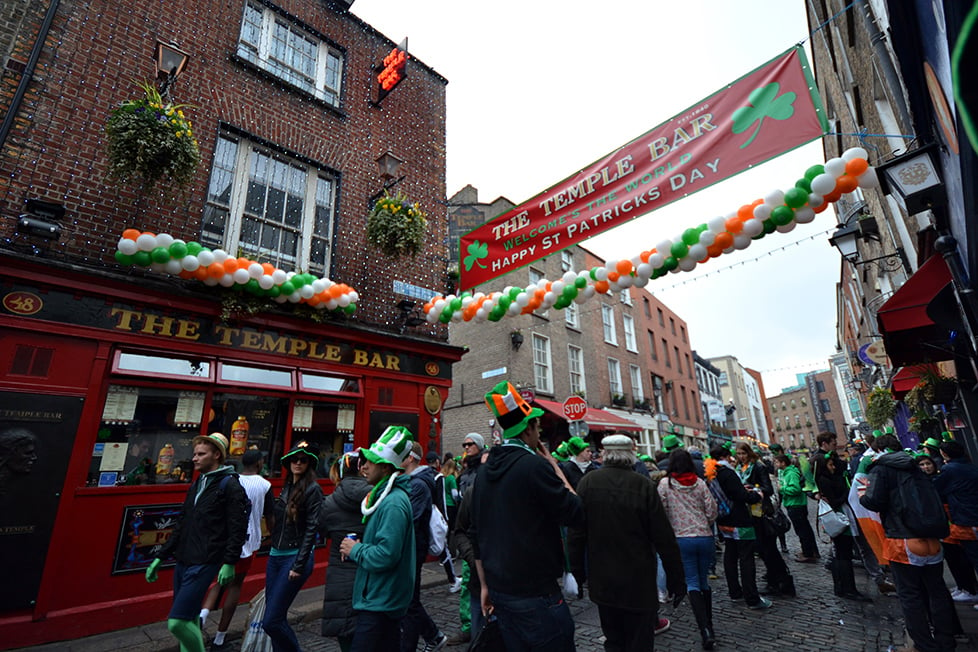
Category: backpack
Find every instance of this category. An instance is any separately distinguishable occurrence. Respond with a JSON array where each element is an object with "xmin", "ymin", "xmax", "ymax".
[
  {"xmin": 894, "ymin": 467, "xmax": 949, "ymax": 539},
  {"xmin": 428, "ymin": 501, "xmax": 449, "ymax": 555},
  {"xmin": 219, "ymin": 474, "xmax": 253, "ymax": 520},
  {"xmin": 707, "ymin": 477, "xmax": 734, "ymax": 518}
]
